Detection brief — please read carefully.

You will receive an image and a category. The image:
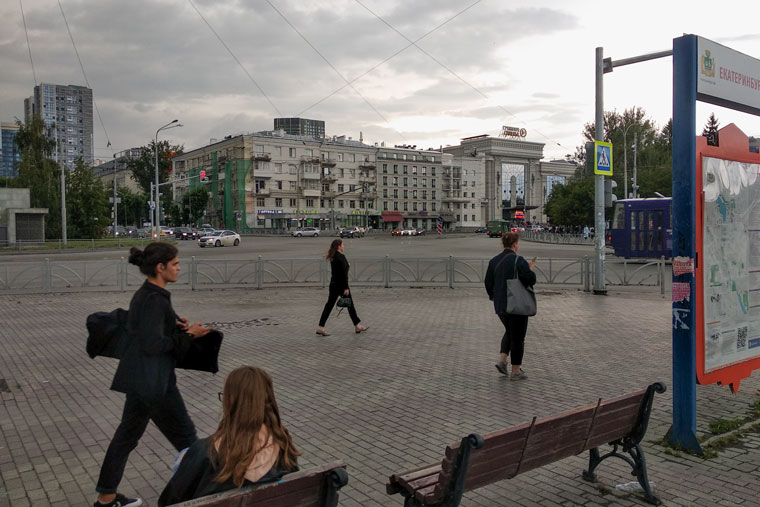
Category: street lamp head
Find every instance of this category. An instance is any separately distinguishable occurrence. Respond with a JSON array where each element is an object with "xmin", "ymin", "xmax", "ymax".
[{"xmin": 171, "ymin": 119, "xmax": 178, "ymax": 124}]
